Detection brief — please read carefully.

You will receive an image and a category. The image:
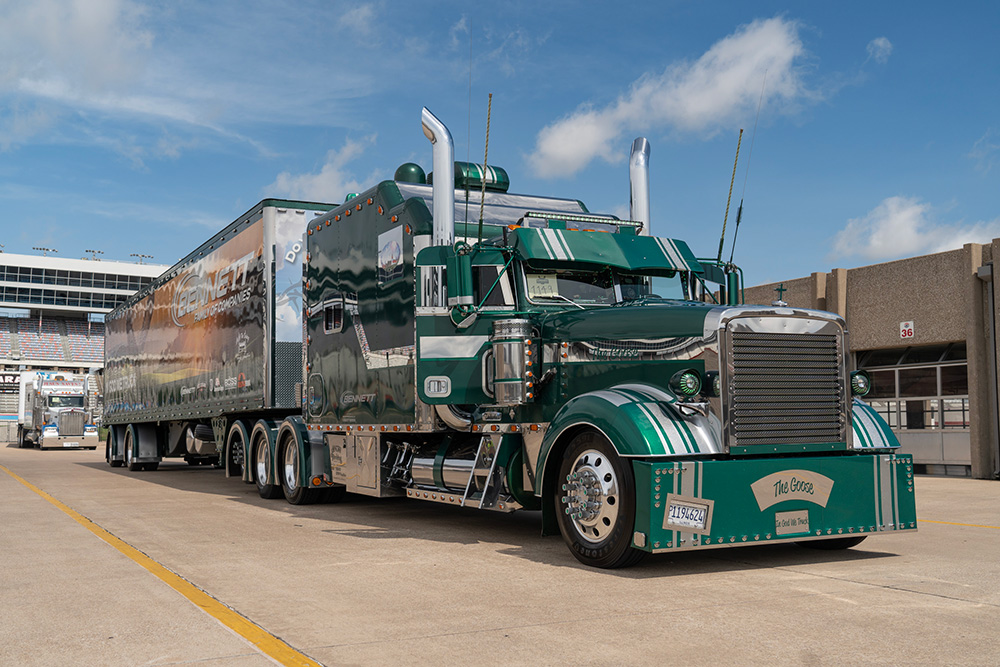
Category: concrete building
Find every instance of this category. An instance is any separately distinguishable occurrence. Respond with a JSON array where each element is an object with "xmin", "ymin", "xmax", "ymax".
[
  {"xmin": 745, "ymin": 242, "xmax": 998, "ymax": 480},
  {"xmin": 0, "ymin": 252, "xmax": 168, "ymax": 438}
]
